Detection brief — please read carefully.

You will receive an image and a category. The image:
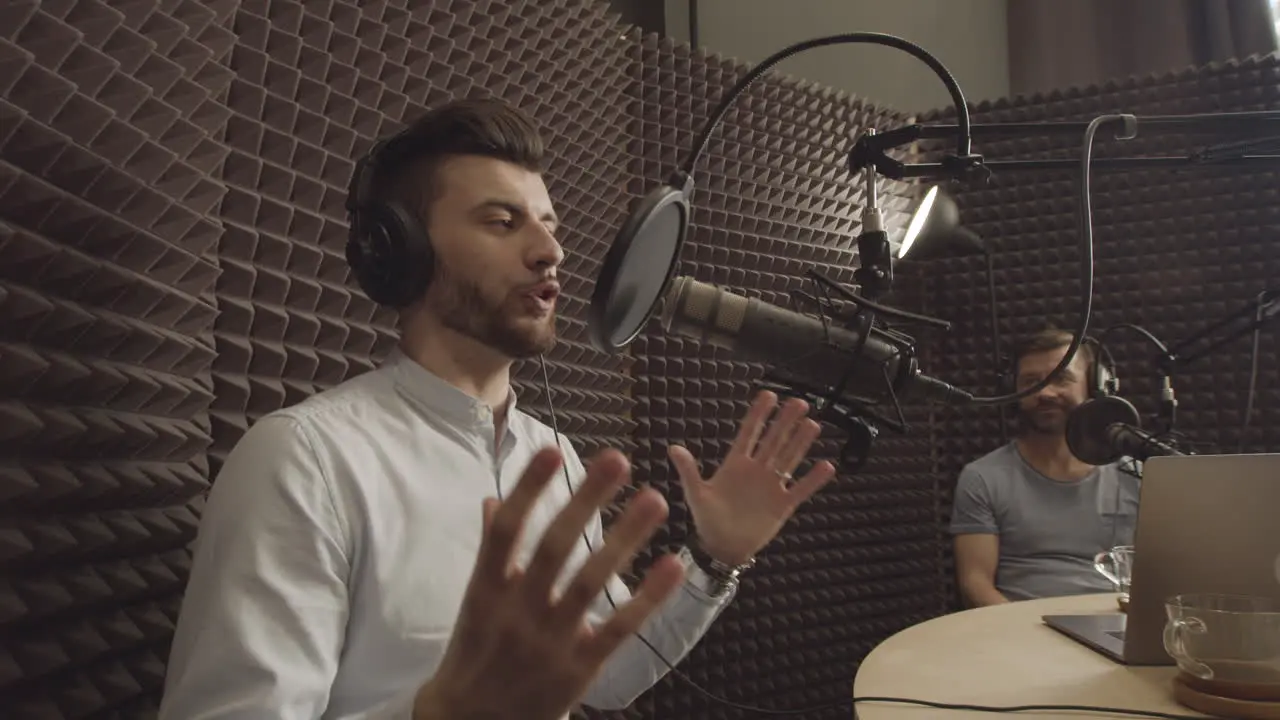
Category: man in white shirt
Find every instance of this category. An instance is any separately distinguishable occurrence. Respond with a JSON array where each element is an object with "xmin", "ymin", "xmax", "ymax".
[{"xmin": 159, "ymin": 97, "xmax": 837, "ymax": 720}]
